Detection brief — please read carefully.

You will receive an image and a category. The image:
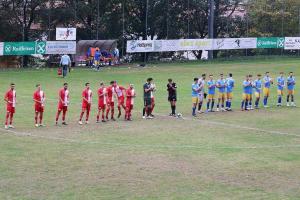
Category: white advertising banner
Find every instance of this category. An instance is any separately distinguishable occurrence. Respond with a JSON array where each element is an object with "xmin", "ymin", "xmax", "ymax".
[
  {"xmin": 56, "ymin": 28, "xmax": 77, "ymax": 41},
  {"xmin": 213, "ymin": 38, "xmax": 257, "ymax": 50},
  {"xmin": 0, "ymin": 42, "xmax": 3, "ymax": 55},
  {"xmin": 46, "ymin": 41, "xmax": 76, "ymax": 54},
  {"xmin": 127, "ymin": 40, "xmax": 154, "ymax": 52},
  {"xmin": 284, "ymin": 37, "xmax": 300, "ymax": 49}
]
